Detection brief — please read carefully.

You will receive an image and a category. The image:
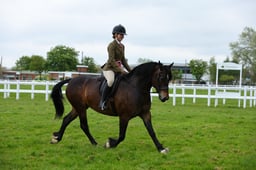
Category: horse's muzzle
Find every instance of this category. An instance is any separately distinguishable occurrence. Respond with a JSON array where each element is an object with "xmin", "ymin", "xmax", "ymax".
[{"xmin": 159, "ymin": 91, "xmax": 169, "ymax": 102}]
